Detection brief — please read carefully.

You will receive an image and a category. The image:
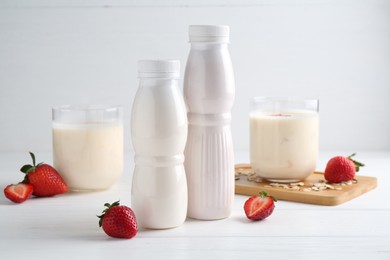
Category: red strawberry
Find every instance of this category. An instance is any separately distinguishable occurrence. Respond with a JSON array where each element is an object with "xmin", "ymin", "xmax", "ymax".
[
  {"xmin": 20, "ymin": 152, "xmax": 68, "ymax": 197},
  {"xmin": 244, "ymin": 191, "xmax": 277, "ymax": 221},
  {"xmin": 97, "ymin": 201, "xmax": 138, "ymax": 239},
  {"xmin": 324, "ymin": 153, "xmax": 365, "ymax": 183},
  {"xmin": 4, "ymin": 182, "xmax": 33, "ymax": 203}
]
